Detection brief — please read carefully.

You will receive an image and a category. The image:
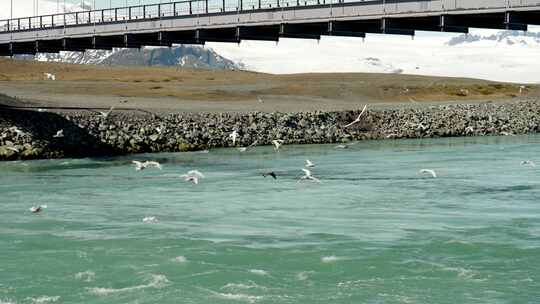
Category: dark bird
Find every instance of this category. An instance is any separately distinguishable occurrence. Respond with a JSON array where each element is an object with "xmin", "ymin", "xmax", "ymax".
[{"xmin": 262, "ymin": 172, "xmax": 277, "ymax": 180}]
